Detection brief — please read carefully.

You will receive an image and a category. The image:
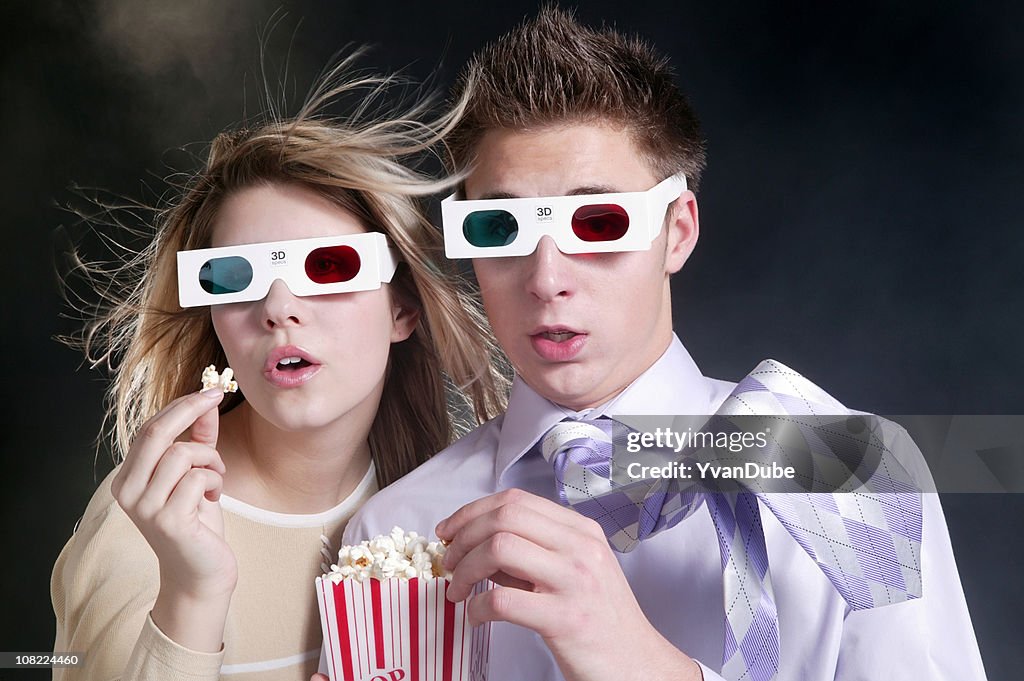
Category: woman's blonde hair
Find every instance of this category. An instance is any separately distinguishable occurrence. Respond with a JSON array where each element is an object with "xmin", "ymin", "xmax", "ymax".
[{"xmin": 66, "ymin": 60, "xmax": 508, "ymax": 487}]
